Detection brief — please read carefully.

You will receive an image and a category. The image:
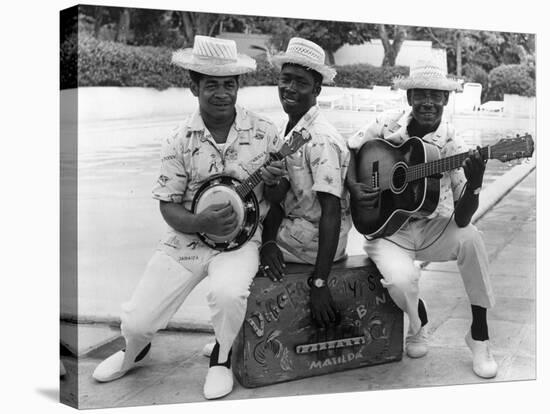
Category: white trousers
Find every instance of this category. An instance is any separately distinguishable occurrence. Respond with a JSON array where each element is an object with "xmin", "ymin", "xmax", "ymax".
[
  {"xmin": 365, "ymin": 217, "xmax": 495, "ymax": 336},
  {"xmin": 118, "ymin": 242, "xmax": 259, "ymax": 371}
]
